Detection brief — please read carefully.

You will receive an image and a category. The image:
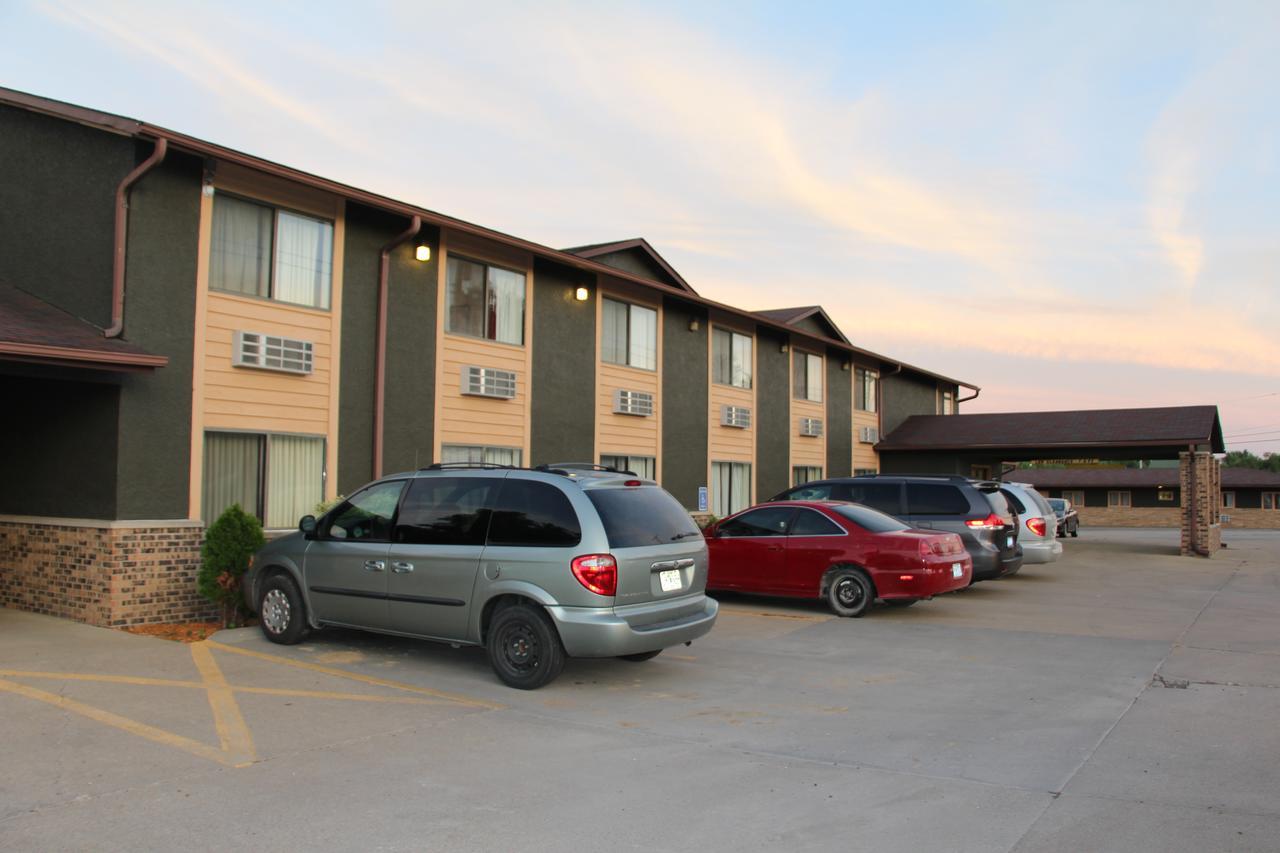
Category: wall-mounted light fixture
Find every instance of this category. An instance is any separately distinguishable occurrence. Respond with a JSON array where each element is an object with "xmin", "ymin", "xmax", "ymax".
[
  {"xmin": 842, "ymin": 361, "xmax": 851, "ymax": 371},
  {"xmin": 688, "ymin": 319, "xmax": 700, "ymax": 332},
  {"xmin": 574, "ymin": 286, "xmax": 590, "ymax": 301},
  {"xmin": 779, "ymin": 344, "xmax": 789, "ymax": 353},
  {"xmin": 415, "ymin": 242, "xmax": 431, "ymax": 262}
]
